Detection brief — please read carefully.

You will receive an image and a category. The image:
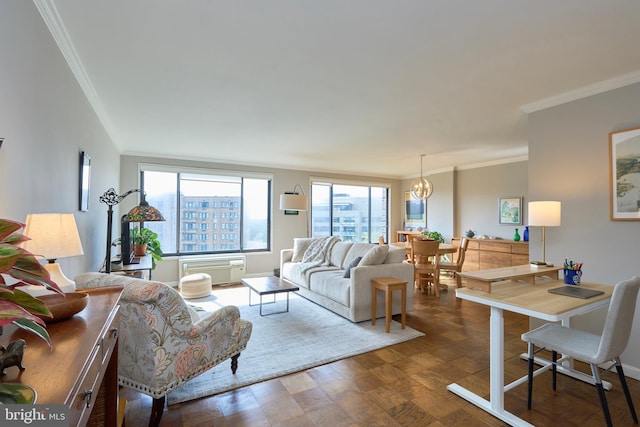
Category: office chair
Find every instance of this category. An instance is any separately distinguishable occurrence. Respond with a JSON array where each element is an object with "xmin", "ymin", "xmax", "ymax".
[{"xmin": 521, "ymin": 276, "xmax": 640, "ymax": 427}]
